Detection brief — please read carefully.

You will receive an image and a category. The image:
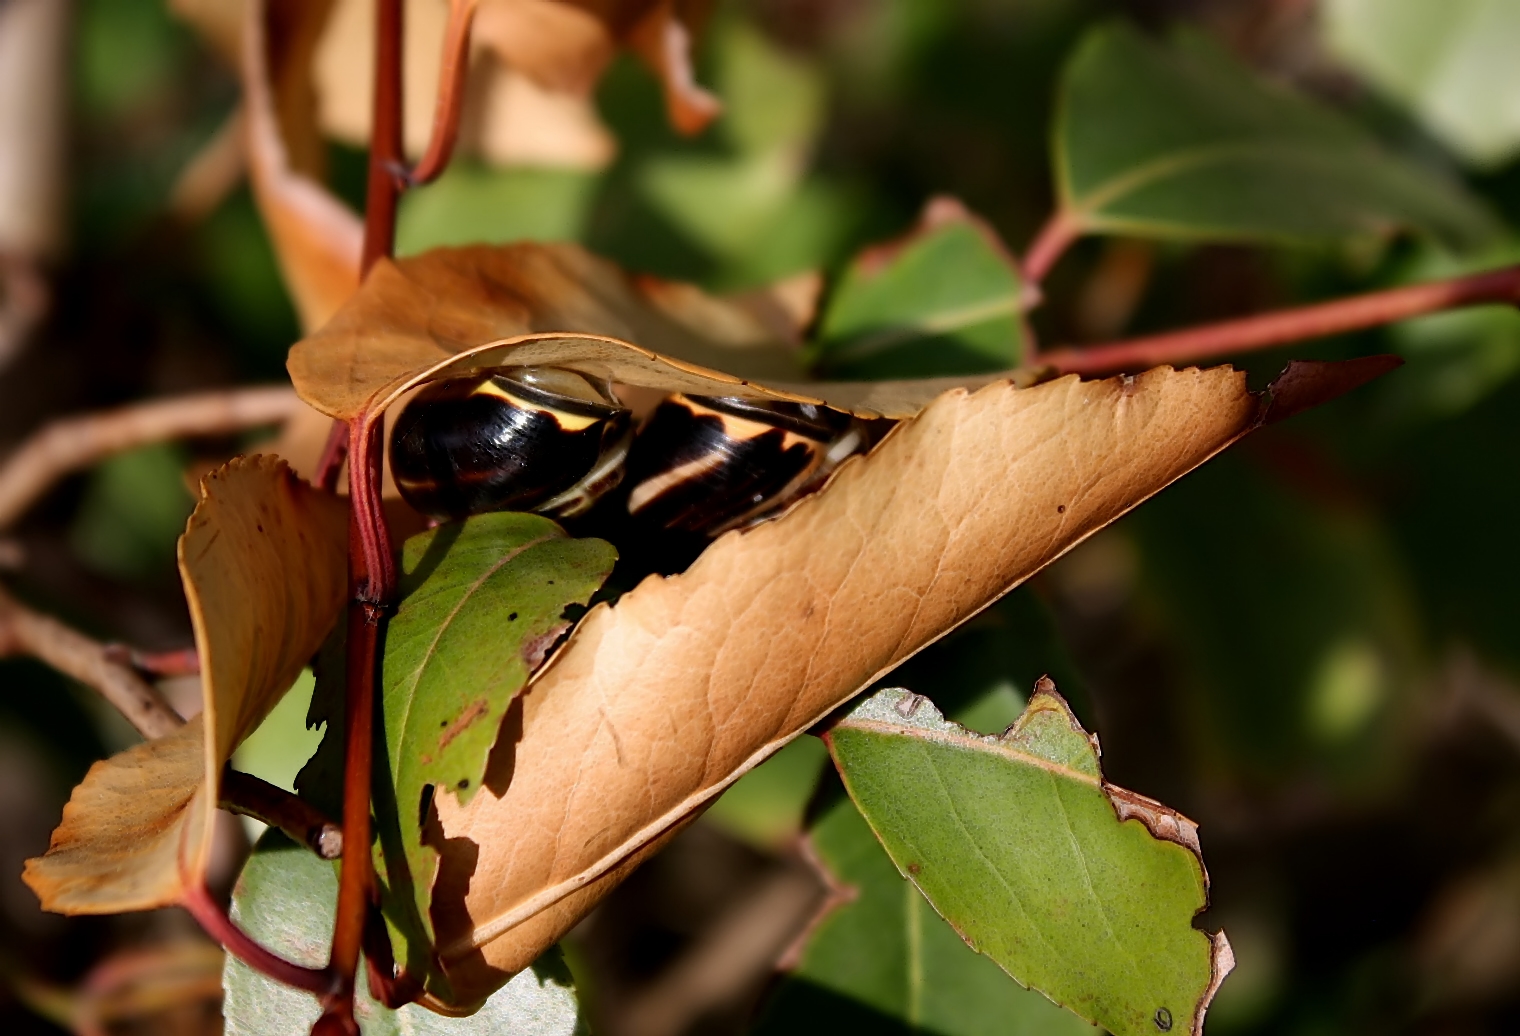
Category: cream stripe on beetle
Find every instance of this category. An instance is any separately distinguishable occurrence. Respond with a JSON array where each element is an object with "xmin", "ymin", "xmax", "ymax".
[
  {"xmin": 623, "ymin": 393, "xmax": 864, "ymax": 536},
  {"xmin": 389, "ymin": 367, "xmax": 631, "ymax": 521}
]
